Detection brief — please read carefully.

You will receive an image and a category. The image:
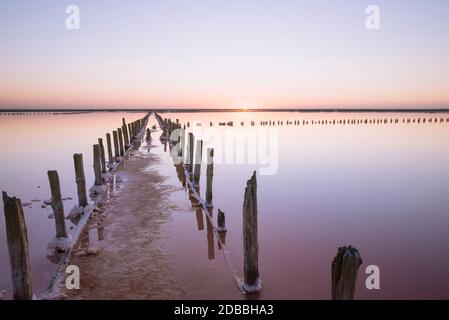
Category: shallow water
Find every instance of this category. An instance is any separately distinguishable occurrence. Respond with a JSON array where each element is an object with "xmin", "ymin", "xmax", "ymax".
[{"xmin": 2, "ymin": 111, "xmax": 449, "ymax": 299}]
